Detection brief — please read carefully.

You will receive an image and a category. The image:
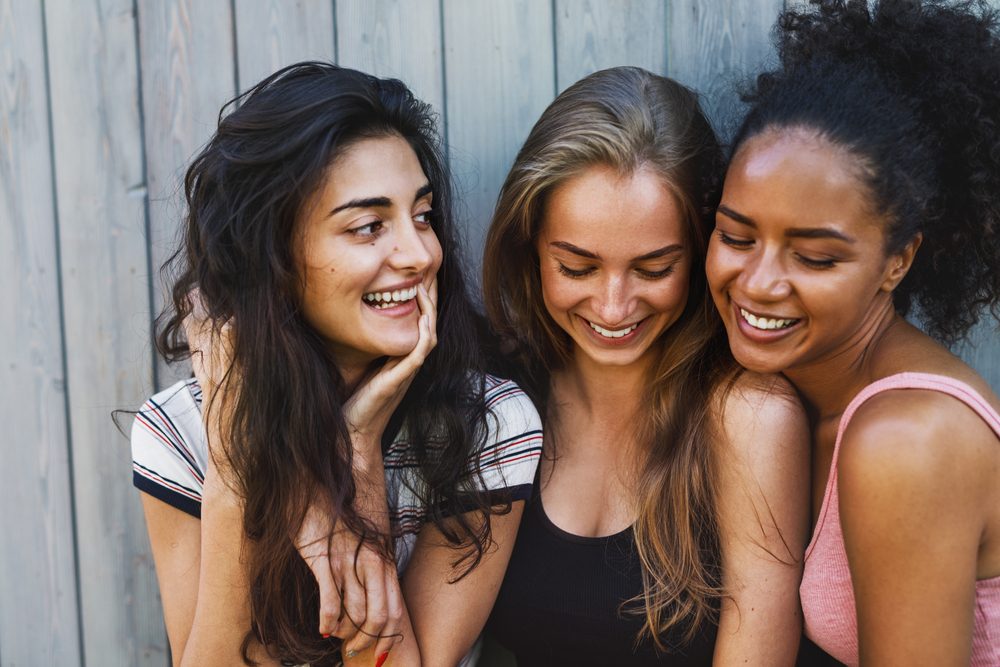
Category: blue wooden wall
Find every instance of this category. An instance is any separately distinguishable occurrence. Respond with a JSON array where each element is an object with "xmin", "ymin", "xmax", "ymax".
[{"xmin": 2, "ymin": 1, "xmax": 996, "ymax": 664}]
